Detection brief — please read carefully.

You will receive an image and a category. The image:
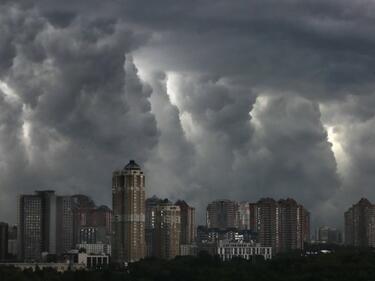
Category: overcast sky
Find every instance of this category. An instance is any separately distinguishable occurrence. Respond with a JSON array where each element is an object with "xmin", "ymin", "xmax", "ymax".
[{"xmin": 1, "ymin": 0, "xmax": 375, "ymax": 229}]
